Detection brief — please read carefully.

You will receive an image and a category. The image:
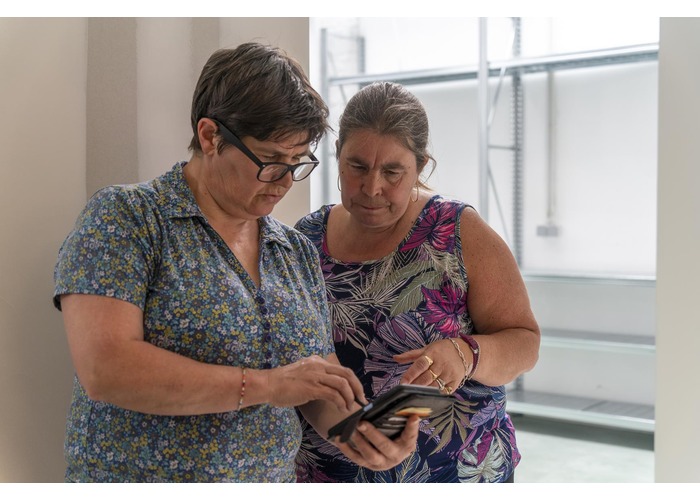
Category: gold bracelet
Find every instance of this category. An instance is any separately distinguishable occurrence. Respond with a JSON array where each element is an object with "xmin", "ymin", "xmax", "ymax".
[{"xmin": 449, "ymin": 338, "xmax": 470, "ymax": 389}]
